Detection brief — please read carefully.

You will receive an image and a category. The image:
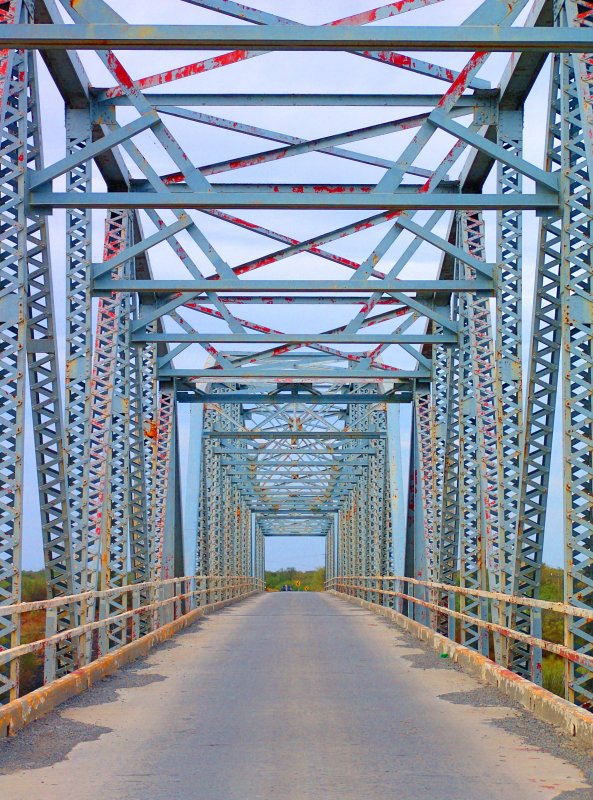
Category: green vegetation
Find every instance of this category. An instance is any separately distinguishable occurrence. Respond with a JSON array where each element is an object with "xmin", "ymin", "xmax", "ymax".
[
  {"xmin": 265, "ymin": 567, "xmax": 325, "ymax": 592},
  {"xmin": 21, "ymin": 569, "xmax": 47, "ymax": 602},
  {"xmin": 540, "ymin": 565, "xmax": 565, "ymax": 697},
  {"xmin": 0, "ymin": 570, "xmax": 48, "ymax": 695},
  {"xmin": 543, "ymin": 656, "xmax": 565, "ymax": 697}
]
